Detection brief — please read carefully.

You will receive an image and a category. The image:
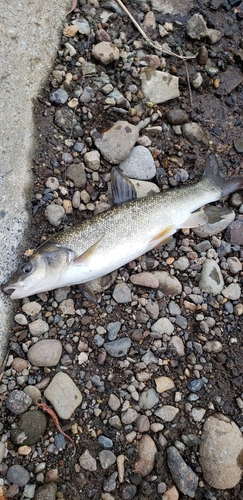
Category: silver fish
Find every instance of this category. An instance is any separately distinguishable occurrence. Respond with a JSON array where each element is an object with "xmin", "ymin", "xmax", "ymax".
[{"xmin": 2, "ymin": 154, "xmax": 243, "ymax": 300}]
